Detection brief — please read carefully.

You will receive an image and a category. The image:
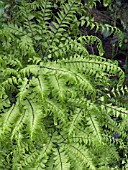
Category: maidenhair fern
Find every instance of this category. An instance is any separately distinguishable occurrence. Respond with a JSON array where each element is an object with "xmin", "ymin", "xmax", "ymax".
[{"xmin": 0, "ymin": 0, "xmax": 128, "ymax": 169}]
